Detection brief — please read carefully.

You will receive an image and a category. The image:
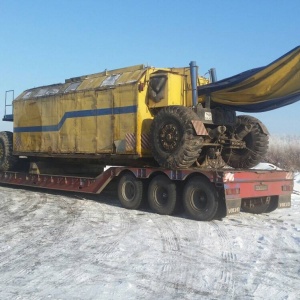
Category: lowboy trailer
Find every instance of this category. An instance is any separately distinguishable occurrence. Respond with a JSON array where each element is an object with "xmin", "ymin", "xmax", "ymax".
[{"xmin": 0, "ymin": 166, "xmax": 293, "ymax": 221}]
